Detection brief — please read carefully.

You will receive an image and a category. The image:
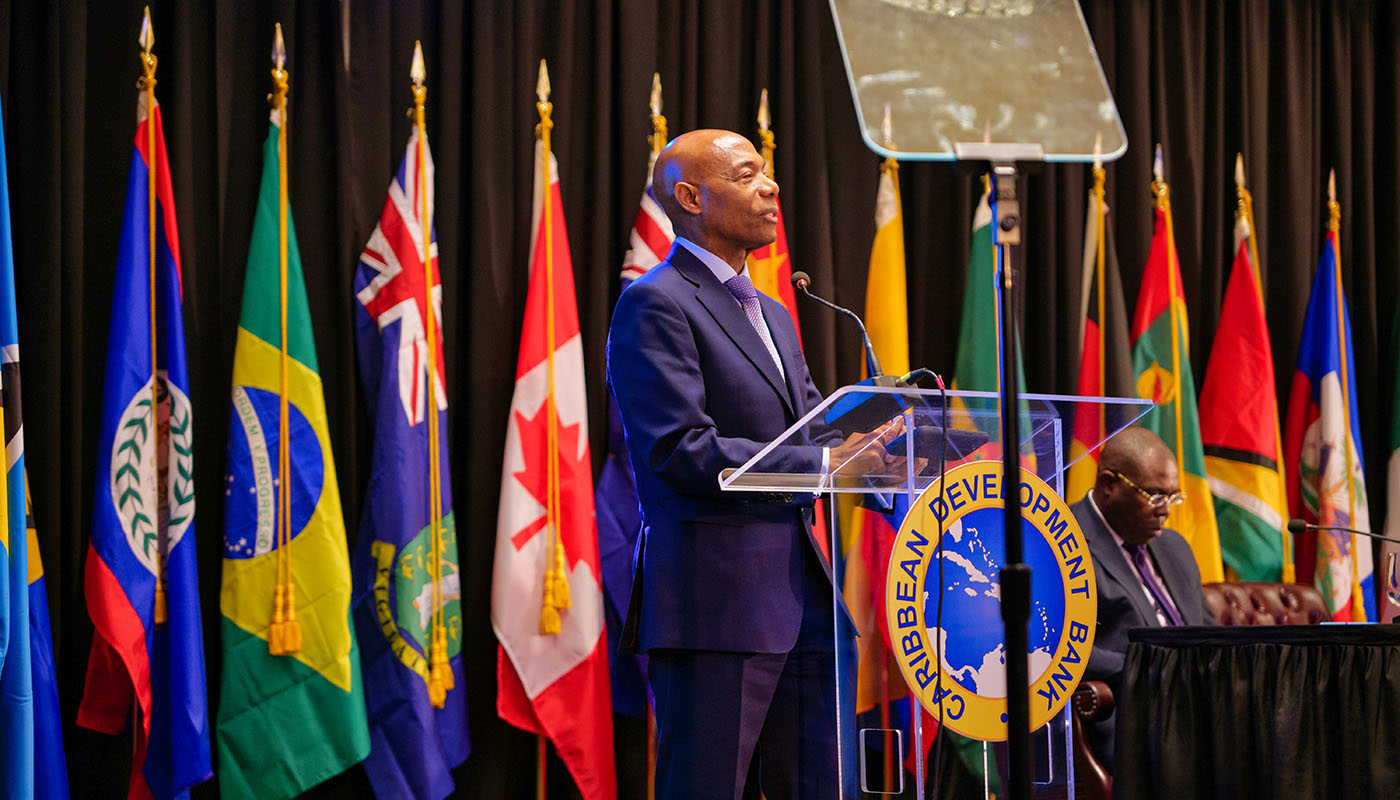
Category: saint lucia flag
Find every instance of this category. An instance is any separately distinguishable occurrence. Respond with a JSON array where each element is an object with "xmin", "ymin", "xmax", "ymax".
[
  {"xmin": 352, "ymin": 124, "xmax": 470, "ymax": 798},
  {"xmin": 77, "ymin": 83, "xmax": 210, "ymax": 799},
  {"xmin": 1283, "ymin": 228, "xmax": 1376, "ymax": 621},
  {"xmin": 217, "ymin": 105, "xmax": 370, "ymax": 799}
]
